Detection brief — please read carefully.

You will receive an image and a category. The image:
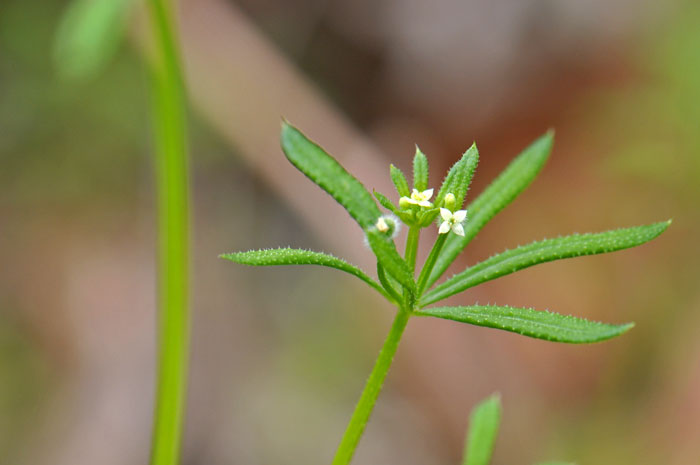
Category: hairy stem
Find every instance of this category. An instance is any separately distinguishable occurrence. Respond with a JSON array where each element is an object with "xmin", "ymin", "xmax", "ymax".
[
  {"xmin": 416, "ymin": 233, "xmax": 448, "ymax": 296},
  {"xmin": 331, "ymin": 308, "xmax": 411, "ymax": 465},
  {"xmin": 147, "ymin": 0, "xmax": 190, "ymax": 464}
]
